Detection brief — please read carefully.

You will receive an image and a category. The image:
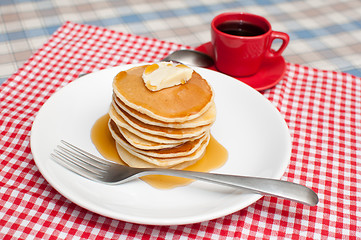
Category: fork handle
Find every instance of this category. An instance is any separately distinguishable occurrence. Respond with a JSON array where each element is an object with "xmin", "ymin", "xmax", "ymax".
[{"xmin": 138, "ymin": 169, "xmax": 318, "ymax": 206}]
